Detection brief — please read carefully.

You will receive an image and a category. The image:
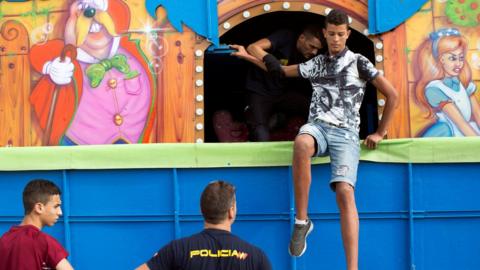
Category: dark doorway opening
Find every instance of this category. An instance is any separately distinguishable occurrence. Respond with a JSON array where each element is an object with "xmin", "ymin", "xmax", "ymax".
[{"xmin": 204, "ymin": 11, "xmax": 378, "ymax": 142}]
